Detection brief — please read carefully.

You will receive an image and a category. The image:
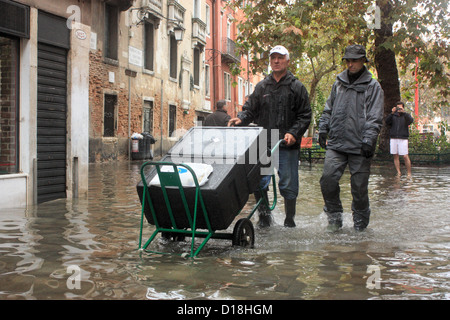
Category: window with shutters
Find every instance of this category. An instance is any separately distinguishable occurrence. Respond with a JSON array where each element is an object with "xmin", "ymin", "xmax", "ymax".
[
  {"xmin": 205, "ymin": 64, "xmax": 210, "ymax": 97},
  {"xmin": 224, "ymin": 72, "xmax": 231, "ymax": 101},
  {"xmin": 168, "ymin": 104, "xmax": 176, "ymax": 137},
  {"xmin": 105, "ymin": 4, "xmax": 118, "ymax": 60},
  {"xmin": 238, "ymin": 77, "xmax": 243, "ymax": 105},
  {"xmin": 143, "ymin": 100, "xmax": 153, "ymax": 134},
  {"xmin": 144, "ymin": 21, "xmax": 154, "ymax": 71},
  {"xmin": 0, "ymin": 35, "xmax": 19, "ymax": 174},
  {"xmin": 103, "ymin": 94, "xmax": 117, "ymax": 137},
  {"xmin": 169, "ymin": 35, "xmax": 177, "ymax": 79},
  {"xmin": 205, "ymin": 4, "xmax": 210, "ymax": 35},
  {"xmin": 193, "ymin": 47, "xmax": 200, "ymax": 86},
  {"xmin": 0, "ymin": 0, "xmax": 30, "ymax": 39}
]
